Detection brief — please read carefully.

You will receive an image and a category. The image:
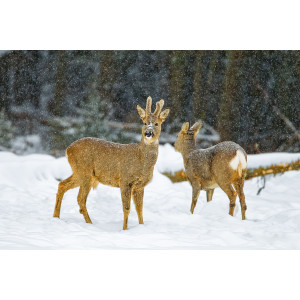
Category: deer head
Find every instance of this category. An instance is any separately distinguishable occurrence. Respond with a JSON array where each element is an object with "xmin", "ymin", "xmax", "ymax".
[
  {"xmin": 174, "ymin": 120, "xmax": 202, "ymax": 153},
  {"xmin": 137, "ymin": 96, "xmax": 170, "ymax": 145}
]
